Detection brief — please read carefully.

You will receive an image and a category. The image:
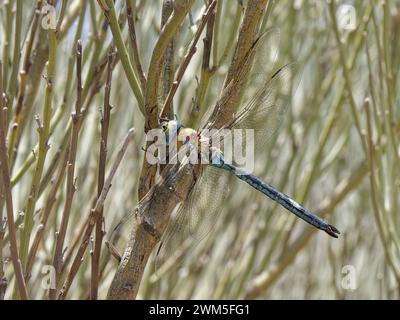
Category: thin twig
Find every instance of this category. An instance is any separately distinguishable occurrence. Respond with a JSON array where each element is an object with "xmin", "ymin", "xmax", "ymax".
[
  {"xmin": 25, "ymin": 151, "xmax": 68, "ymax": 277},
  {"xmin": 8, "ymin": 1, "xmax": 41, "ymax": 167},
  {"xmin": 8, "ymin": 5, "xmax": 122, "ymax": 196},
  {"xmin": 126, "ymin": 0, "xmax": 147, "ymax": 91},
  {"xmin": 19, "ymin": 21, "xmax": 58, "ymax": 269},
  {"xmin": 59, "ymin": 128, "xmax": 135, "ymax": 299},
  {"xmin": 8, "ymin": 29, "xmax": 50, "ymax": 173},
  {"xmin": 0, "ymin": 193, "xmax": 5, "ymax": 299},
  {"xmin": 60, "ymin": 210, "xmax": 91, "ymax": 276},
  {"xmin": 90, "ymin": 46, "xmax": 114, "ymax": 300},
  {"xmin": 50, "ymin": 40, "xmax": 84, "ymax": 299},
  {"xmin": 328, "ymin": 0, "xmax": 367, "ymax": 154},
  {"xmin": 97, "ymin": 0, "xmax": 144, "ymax": 111},
  {"xmin": 6, "ymin": 0, "xmax": 23, "ymax": 113},
  {"xmin": 364, "ymin": 98, "xmax": 400, "ymax": 284},
  {"xmin": 0, "ymin": 62, "xmax": 29, "ymax": 300},
  {"xmin": 10, "ymin": 23, "xmax": 114, "ymax": 190},
  {"xmin": 160, "ymin": 0, "xmax": 217, "ymax": 120},
  {"xmin": 0, "ymin": 63, "xmax": 5, "ymax": 299},
  {"xmin": 55, "ymin": 0, "xmax": 69, "ymax": 38}
]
